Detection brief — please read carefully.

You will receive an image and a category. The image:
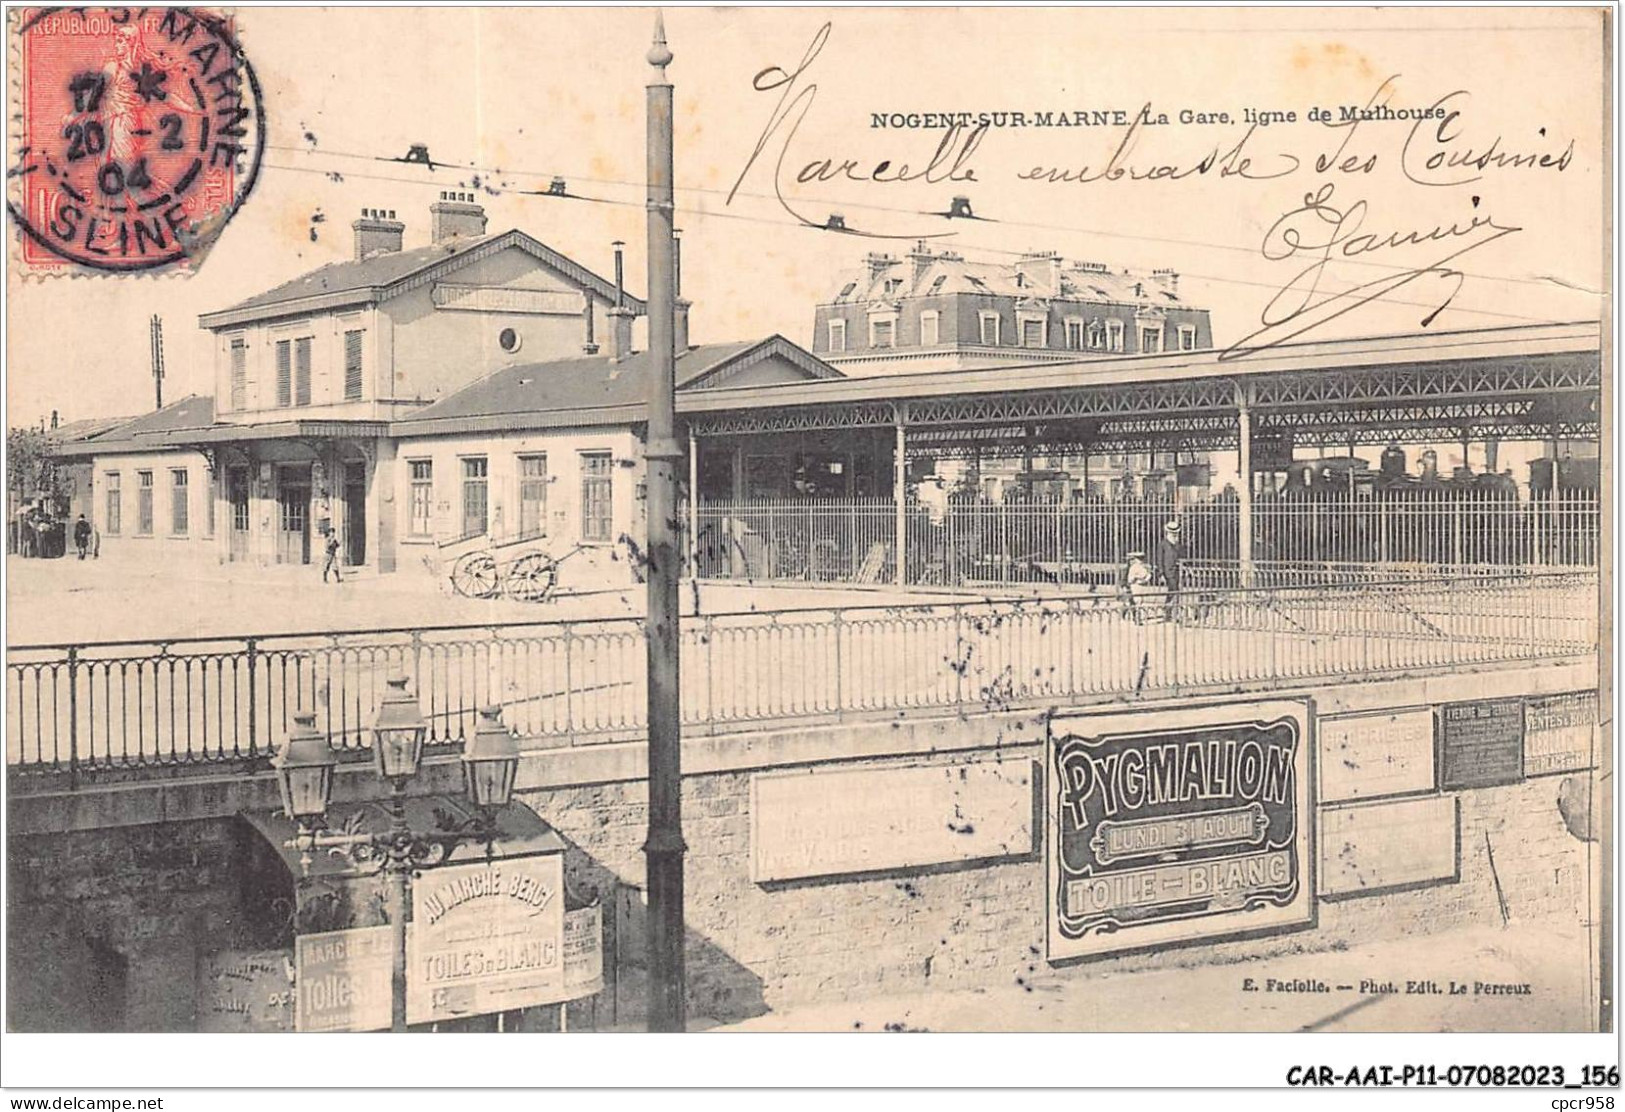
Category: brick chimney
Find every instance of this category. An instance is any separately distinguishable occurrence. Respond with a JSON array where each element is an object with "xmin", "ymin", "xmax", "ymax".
[
  {"xmin": 864, "ymin": 252, "xmax": 896, "ymax": 286},
  {"xmin": 1015, "ymin": 251, "xmax": 1062, "ymax": 293},
  {"xmin": 353, "ymin": 207, "xmax": 404, "ymax": 260},
  {"xmin": 608, "ymin": 305, "xmax": 636, "ymax": 361},
  {"xmin": 430, "ymin": 191, "xmax": 488, "ymax": 243},
  {"xmin": 908, "ymin": 241, "xmax": 935, "ymax": 290}
]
